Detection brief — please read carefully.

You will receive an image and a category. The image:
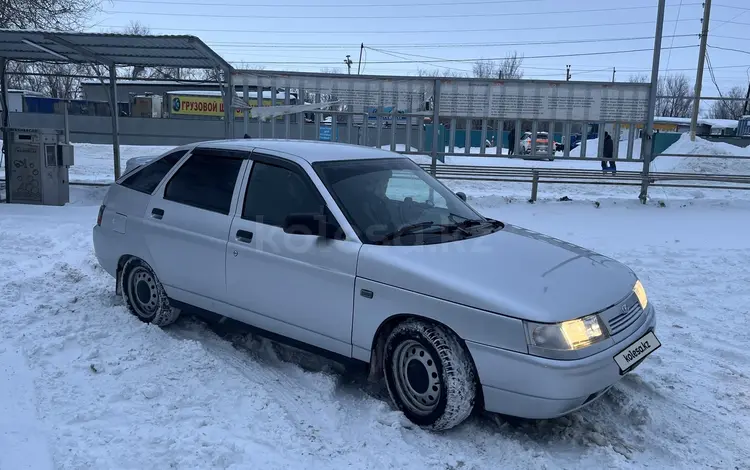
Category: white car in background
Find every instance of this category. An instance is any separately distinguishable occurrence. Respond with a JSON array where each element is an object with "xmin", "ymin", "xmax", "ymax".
[{"xmin": 520, "ymin": 132, "xmax": 555, "ymax": 161}]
